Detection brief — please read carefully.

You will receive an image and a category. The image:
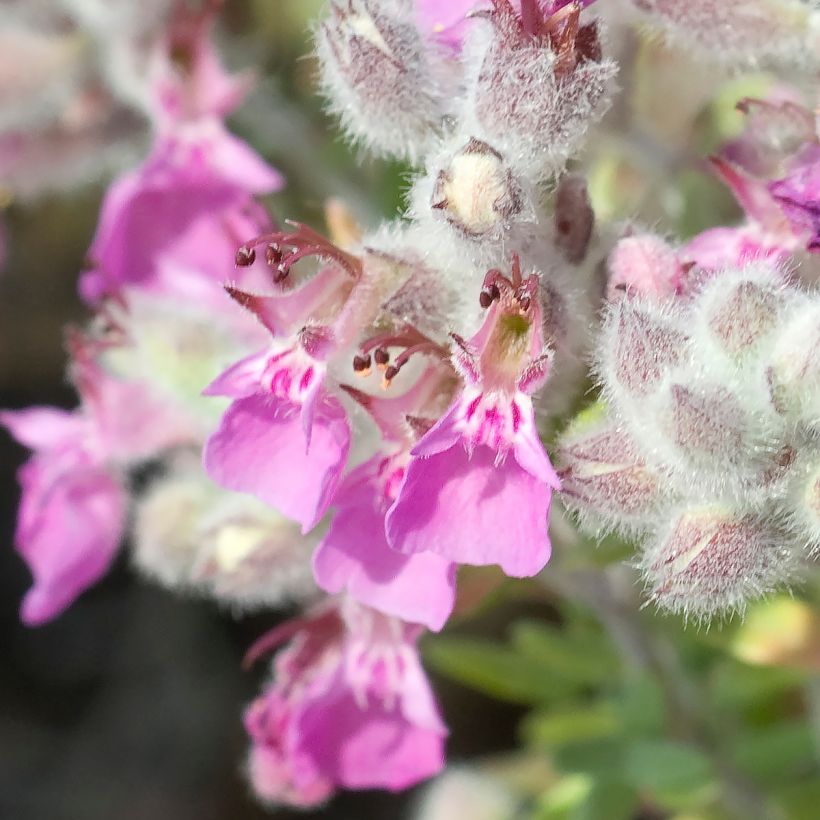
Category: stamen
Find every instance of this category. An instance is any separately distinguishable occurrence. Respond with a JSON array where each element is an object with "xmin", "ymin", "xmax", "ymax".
[
  {"xmin": 353, "ymin": 353, "xmax": 372, "ymax": 374},
  {"xmin": 238, "ymin": 220, "xmax": 362, "ymax": 284},
  {"xmin": 235, "ymin": 246, "xmax": 256, "ymax": 266},
  {"xmin": 374, "ymin": 347, "xmax": 390, "ymax": 367}
]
